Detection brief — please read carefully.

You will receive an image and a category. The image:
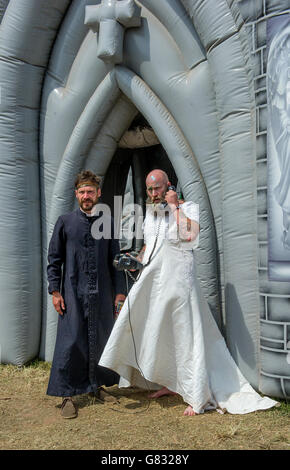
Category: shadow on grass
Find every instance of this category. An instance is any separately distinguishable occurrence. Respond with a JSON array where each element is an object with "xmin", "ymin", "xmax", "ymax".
[
  {"xmin": 55, "ymin": 394, "xmax": 107, "ymax": 410},
  {"xmin": 124, "ymin": 391, "xmax": 183, "ymax": 410}
]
